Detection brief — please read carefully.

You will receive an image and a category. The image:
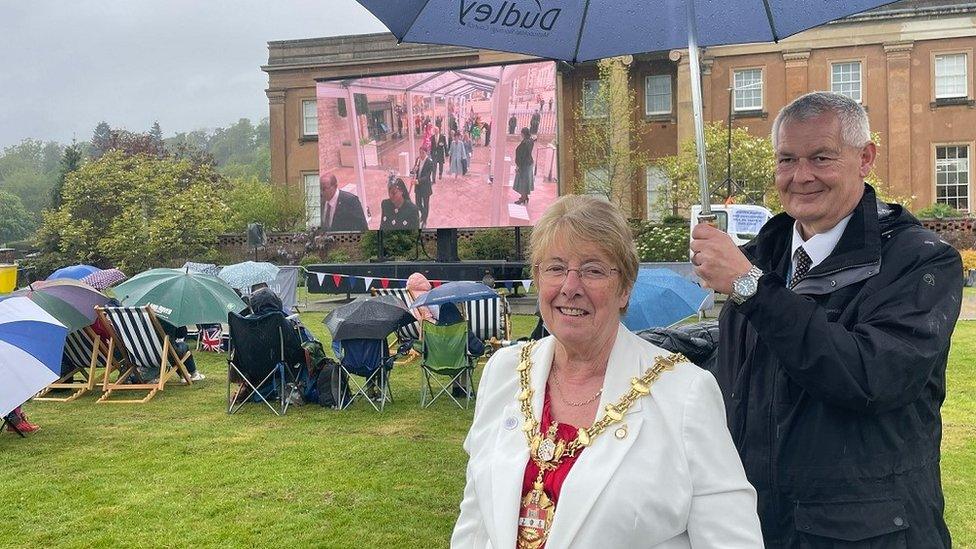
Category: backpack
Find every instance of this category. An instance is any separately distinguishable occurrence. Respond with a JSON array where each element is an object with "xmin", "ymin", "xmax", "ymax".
[{"xmin": 316, "ymin": 357, "xmax": 350, "ymax": 409}]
